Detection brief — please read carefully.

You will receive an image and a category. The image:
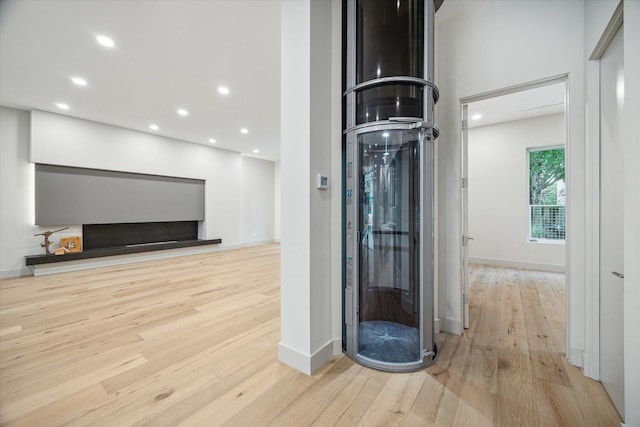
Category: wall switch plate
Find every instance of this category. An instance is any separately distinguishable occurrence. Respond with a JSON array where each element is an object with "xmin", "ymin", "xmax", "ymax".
[{"xmin": 317, "ymin": 174, "xmax": 328, "ymax": 190}]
